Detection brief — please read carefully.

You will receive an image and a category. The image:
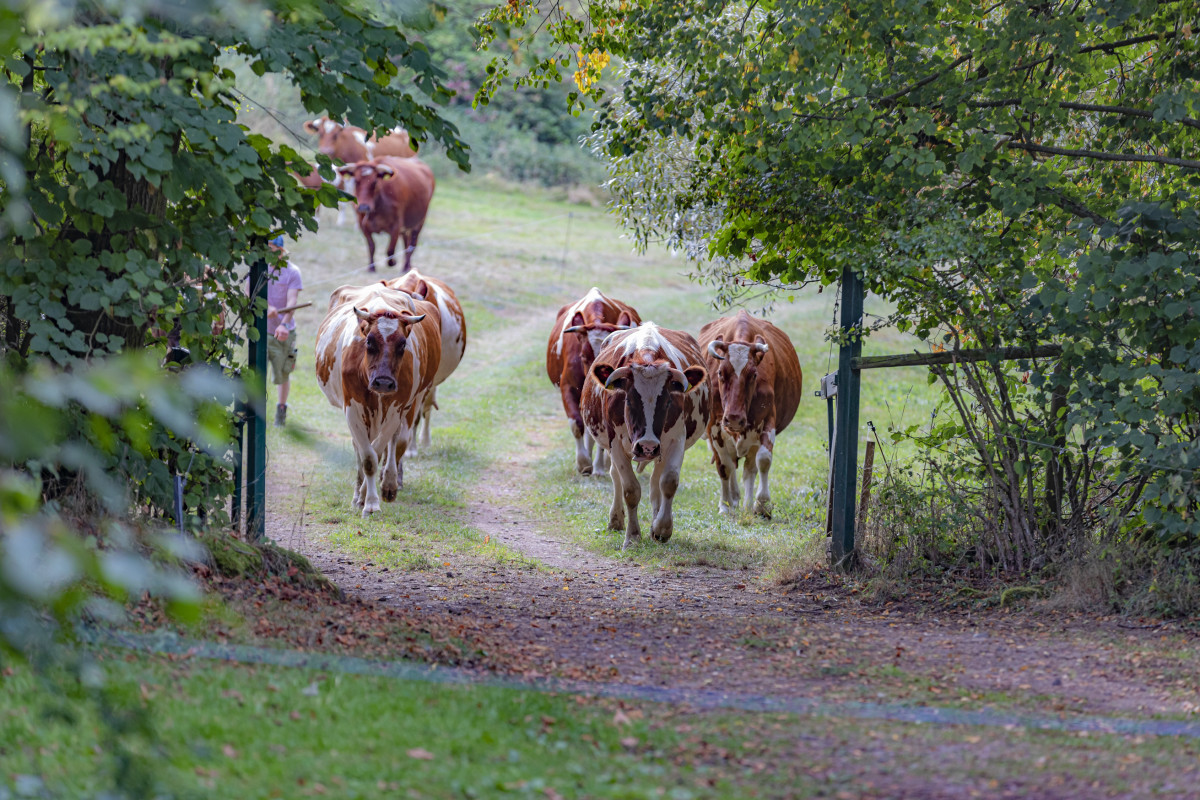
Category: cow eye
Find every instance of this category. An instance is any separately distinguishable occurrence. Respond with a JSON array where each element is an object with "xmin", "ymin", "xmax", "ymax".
[
  {"xmin": 671, "ymin": 380, "xmax": 687, "ymax": 393},
  {"xmin": 366, "ymin": 337, "xmax": 379, "ymax": 353}
]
